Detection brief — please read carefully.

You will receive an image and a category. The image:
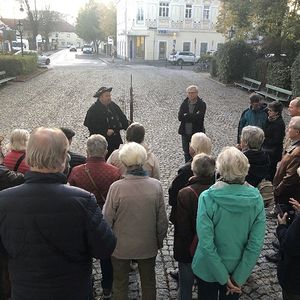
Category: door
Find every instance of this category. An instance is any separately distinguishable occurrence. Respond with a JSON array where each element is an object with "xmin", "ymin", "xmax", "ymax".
[{"xmin": 159, "ymin": 41, "xmax": 167, "ymax": 60}]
